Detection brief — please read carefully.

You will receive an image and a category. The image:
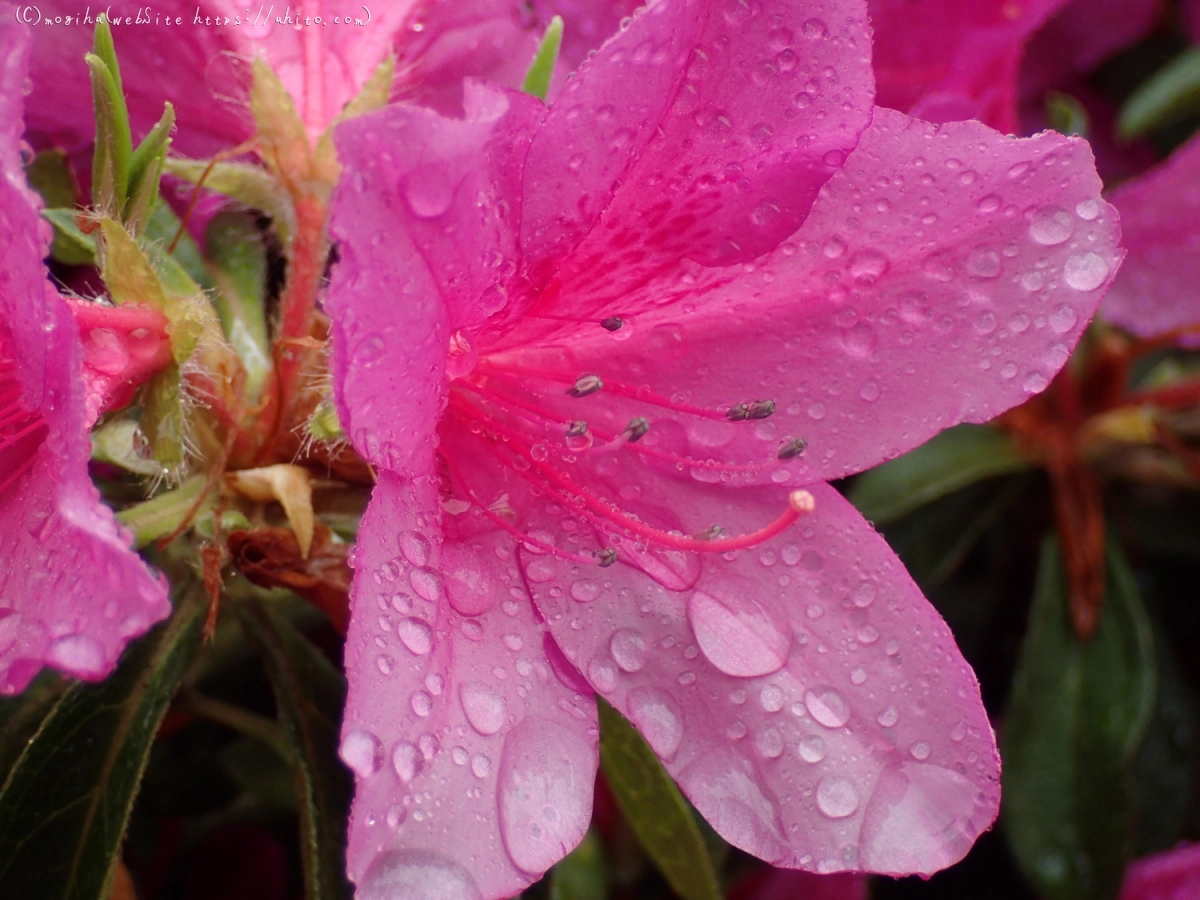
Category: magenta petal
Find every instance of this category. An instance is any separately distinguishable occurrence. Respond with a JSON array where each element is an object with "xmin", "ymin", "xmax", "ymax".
[
  {"xmin": 1, "ymin": 18, "xmax": 170, "ymax": 693},
  {"xmin": 521, "ymin": 479, "xmax": 999, "ymax": 875},
  {"xmin": 341, "ymin": 473, "xmax": 598, "ymax": 900},
  {"xmin": 1102, "ymin": 132, "xmax": 1200, "ymax": 342},
  {"xmin": 523, "ymin": 0, "xmax": 873, "ymax": 280},
  {"xmin": 1120, "ymin": 843, "xmax": 1200, "ymax": 900}
]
